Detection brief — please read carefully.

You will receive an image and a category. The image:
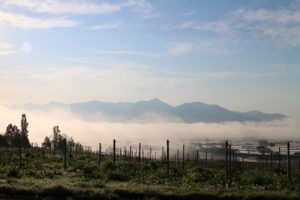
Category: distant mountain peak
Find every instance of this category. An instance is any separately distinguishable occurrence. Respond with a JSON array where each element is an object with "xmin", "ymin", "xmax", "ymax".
[{"xmin": 16, "ymin": 99, "xmax": 286, "ymax": 123}]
